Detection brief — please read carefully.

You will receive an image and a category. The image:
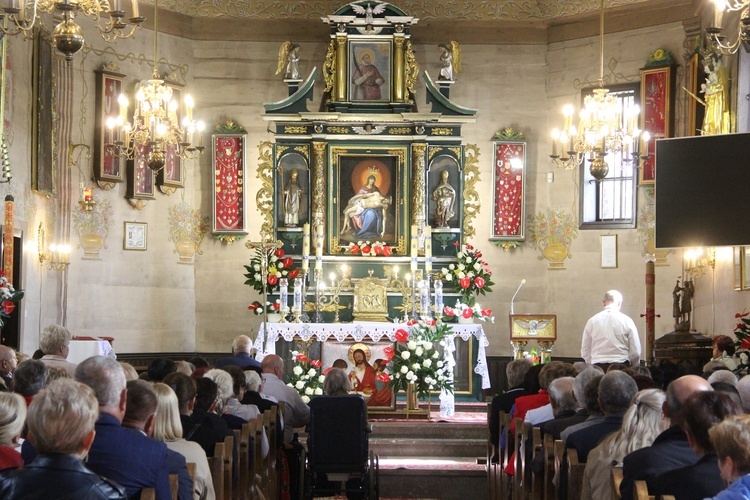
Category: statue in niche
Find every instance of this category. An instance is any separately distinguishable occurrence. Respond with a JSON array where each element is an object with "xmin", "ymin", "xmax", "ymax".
[
  {"xmin": 701, "ymin": 54, "xmax": 730, "ymax": 135},
  {"xmin": 276, "ymin": 41, "xmax": 301, "ymax": 80},
  {"xmin": 432, "ymin": 170, "xmax": 456, "ymax": 227},
  {"xmin": 283, "ymin": 169, "xmax": 302, "ymax": 227},
  {"xmin": 438, "ymin": 41, "xmax": 462, "ymax": 81}
]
